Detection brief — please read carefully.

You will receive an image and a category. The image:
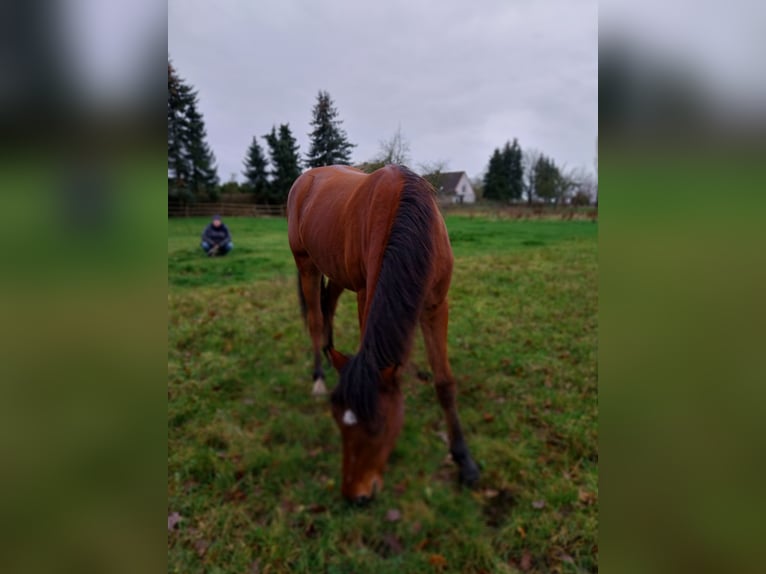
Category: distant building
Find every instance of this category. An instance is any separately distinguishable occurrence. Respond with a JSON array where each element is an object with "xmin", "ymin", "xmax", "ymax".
[{"xmin": 428, "ymin": 171, "xmax": 476, "ymax": 204}]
